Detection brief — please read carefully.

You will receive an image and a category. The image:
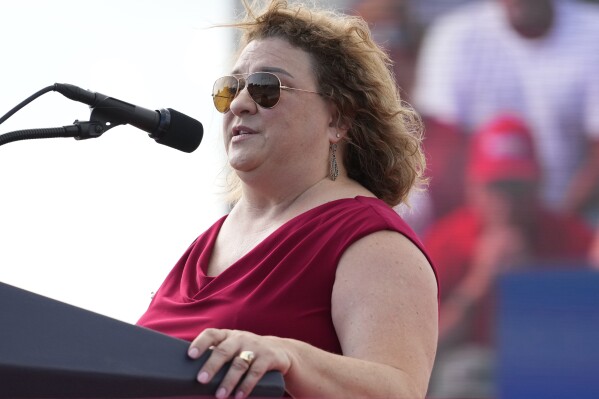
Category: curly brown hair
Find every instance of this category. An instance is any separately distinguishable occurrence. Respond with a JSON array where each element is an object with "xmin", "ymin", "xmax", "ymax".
[{"xmin": 225, "ymin": 0, "xmax": 426, "ymax": 207}]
